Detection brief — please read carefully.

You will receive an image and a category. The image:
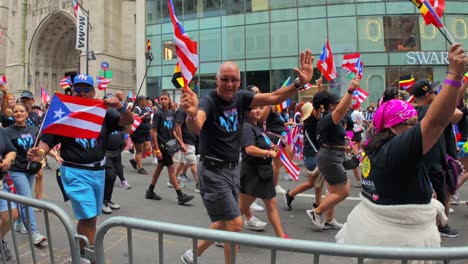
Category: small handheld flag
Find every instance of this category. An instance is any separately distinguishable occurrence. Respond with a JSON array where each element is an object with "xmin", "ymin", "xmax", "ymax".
[
  {"xmin": 399, "ymin": 75, "xmax": 415, "ymax": 90},
  {"xmin": 40, "ymin": 87, "xmax": 51, "ymax": 104},
  {"xmin": 147, "ymin": 39, "xmax": 151, "ymax": 52},
  {"xmin": 0, "ymin": 75, "xmax": 6, "ymax": 85},
  {"xmin": 409, "ymin": 0, "xmax": 454, "ymax": 44},
  {"xmin": 59, "ymin": 76, "xmax": 72, "ymax": 89},
  {"xmin": 317, "ymin": 40, "xmax": 337, "ymax": 81},
  {"xmin": 276, "ymin": 77, "xmax": 292, "ymax": 111}
]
